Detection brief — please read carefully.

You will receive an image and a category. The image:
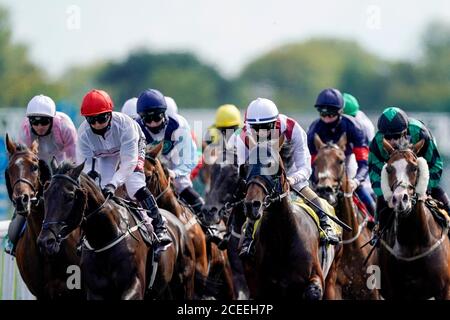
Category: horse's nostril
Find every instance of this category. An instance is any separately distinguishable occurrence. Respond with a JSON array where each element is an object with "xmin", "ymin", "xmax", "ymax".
[
  {"xmin": 211, "ymin": 207, "xmax": 217, "ymax": 214},
  {"xmin": 392, "ymin": 197, "xmax": 397, "ymax": 205},
  {"xmin": 403, "ymin": 194, "xmax": 409, "ymax": 202}
]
